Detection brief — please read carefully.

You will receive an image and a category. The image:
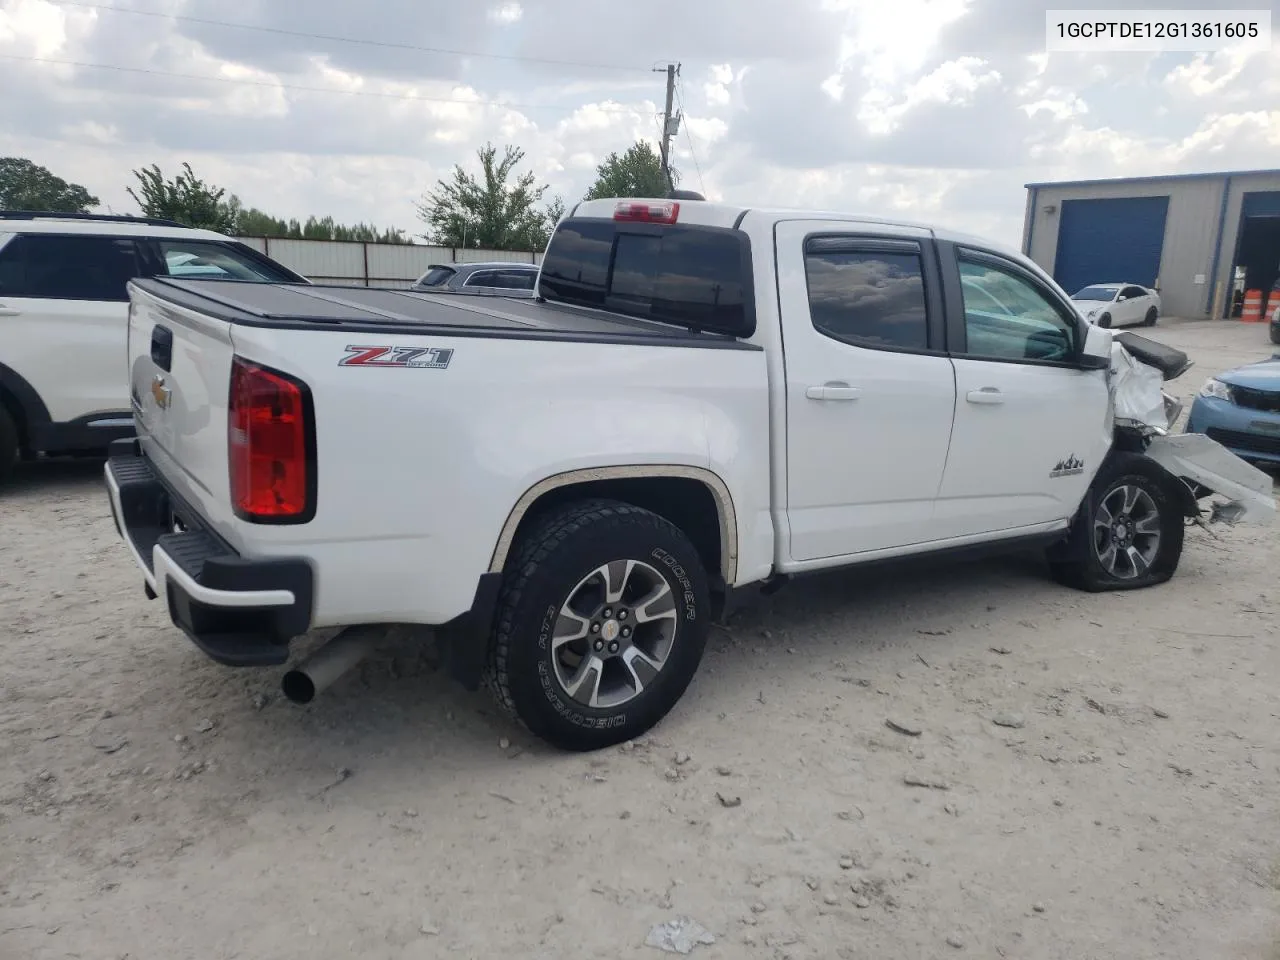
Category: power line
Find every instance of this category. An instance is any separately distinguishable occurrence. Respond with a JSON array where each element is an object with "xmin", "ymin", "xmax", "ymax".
[
  {"xmin": 43, "ymin": 0, "xmax": 653, "ymax": 74},
  {"xmin": 0, "ymin": 53, "xmax": 658, "ymax": 114},
  {"xmin": 675, "ymin": 81, "xmax": 706, "ymax": 197}
]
